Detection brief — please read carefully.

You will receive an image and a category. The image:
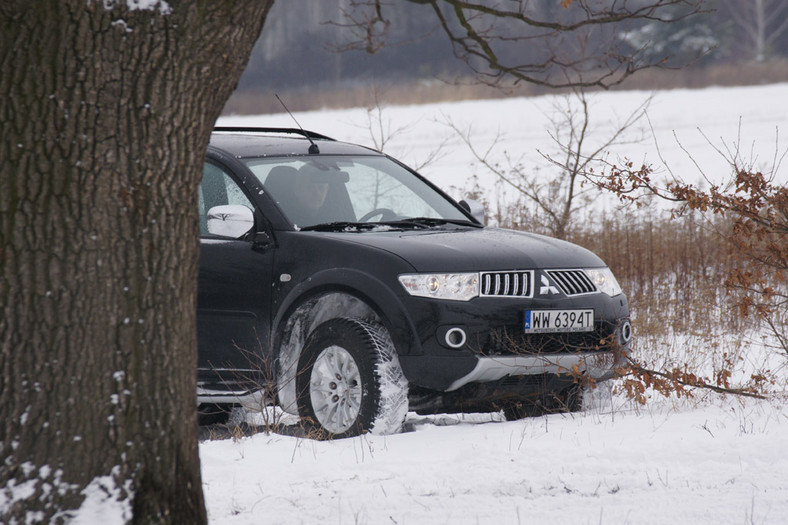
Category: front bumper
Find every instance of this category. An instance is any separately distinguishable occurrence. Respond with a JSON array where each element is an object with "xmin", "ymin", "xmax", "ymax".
[
  {"xmin": 445, "ymin": 350, "xmax": 623, "ymax": 391},
  {"xmin": 406, "ymin": 344, "xmax": 628, "ymax": 415},
  {"xmin": 396, "ymin": 287, "xmax": 631, "ymax": 391}
]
